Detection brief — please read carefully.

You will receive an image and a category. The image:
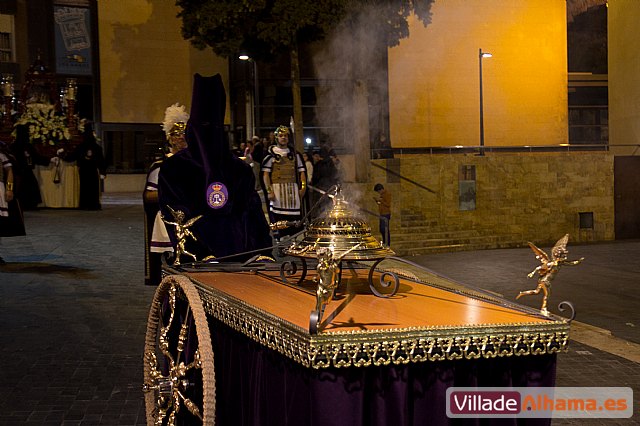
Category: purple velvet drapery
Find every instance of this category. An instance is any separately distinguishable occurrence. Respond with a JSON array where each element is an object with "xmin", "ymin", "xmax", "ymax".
[{"xmin": 210, "ymin": 319, "xmax": 556, "ymax": 426}]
